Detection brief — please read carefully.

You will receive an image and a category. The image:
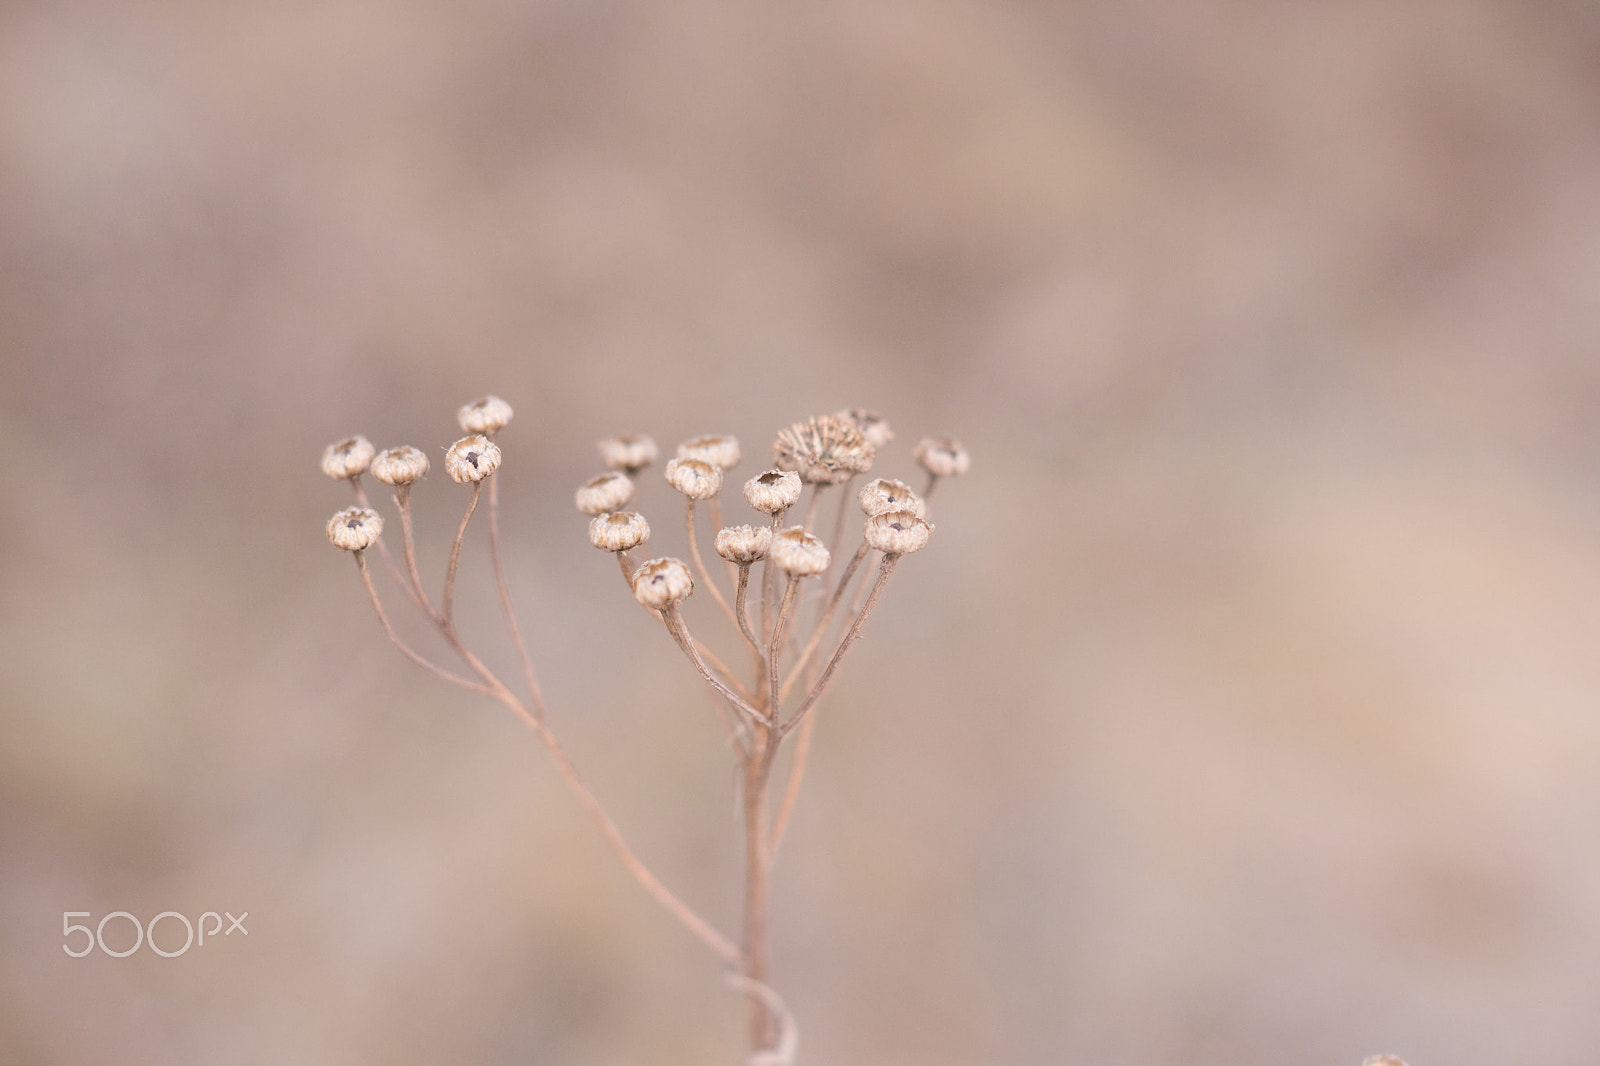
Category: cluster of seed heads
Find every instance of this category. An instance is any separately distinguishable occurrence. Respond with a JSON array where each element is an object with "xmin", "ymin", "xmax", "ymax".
[{"xmin": 319, "ymin": 396, "xmax": 967, "ymax": 1064}]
